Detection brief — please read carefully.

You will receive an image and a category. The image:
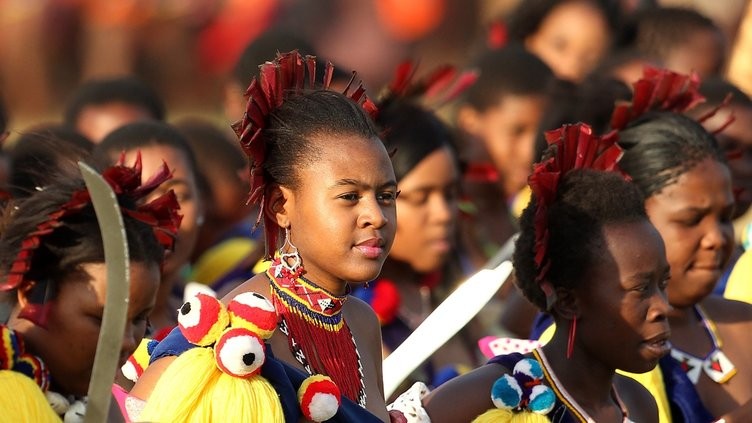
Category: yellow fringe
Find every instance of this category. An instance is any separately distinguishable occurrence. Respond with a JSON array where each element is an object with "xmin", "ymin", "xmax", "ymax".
[
  {"xmin": 0, "ymin": 371, "xmax": 60, "ymax": 422},
  {"xmin": 138, "ymin": 347, "xmax": 284, "ymax": 422}
]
